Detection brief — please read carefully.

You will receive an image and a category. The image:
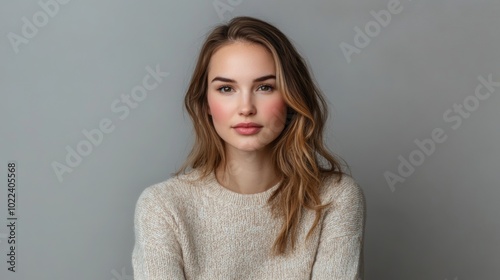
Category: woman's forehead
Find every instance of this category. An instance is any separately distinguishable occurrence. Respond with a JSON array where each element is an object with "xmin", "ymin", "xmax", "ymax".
[{"xmin": 207, "ymin": 42, "xmax": 276, "ymax": 81}]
